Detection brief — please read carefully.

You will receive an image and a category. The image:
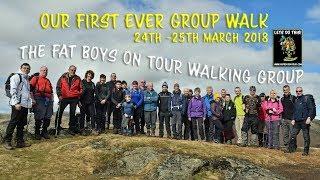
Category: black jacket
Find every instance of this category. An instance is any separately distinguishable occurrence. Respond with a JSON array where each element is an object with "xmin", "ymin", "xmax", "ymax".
[
  {"xmin": 106, "ymin": 80, "xmax": 116, "ymax": 101},
  {"xmin": 223, "ymin": 101, "xmax": 236, "ymax": 122},
  {"xmin": 80, "ymin": 79, "xmax": 95, "ymax": 104},
  {"xmin": 281, "ymin": 94, "xmax": 296, "ymax": 120},
  {"xmin": 158, "ymin": 91, "xmax": 172, "ymax": 113},
  {"xmin": 95, "ymin": 82, "xmax": 110, "ymax": 102},
  {"xmin": 111, "ymin": 88, "xmax": 125, "ymax": 106}
]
